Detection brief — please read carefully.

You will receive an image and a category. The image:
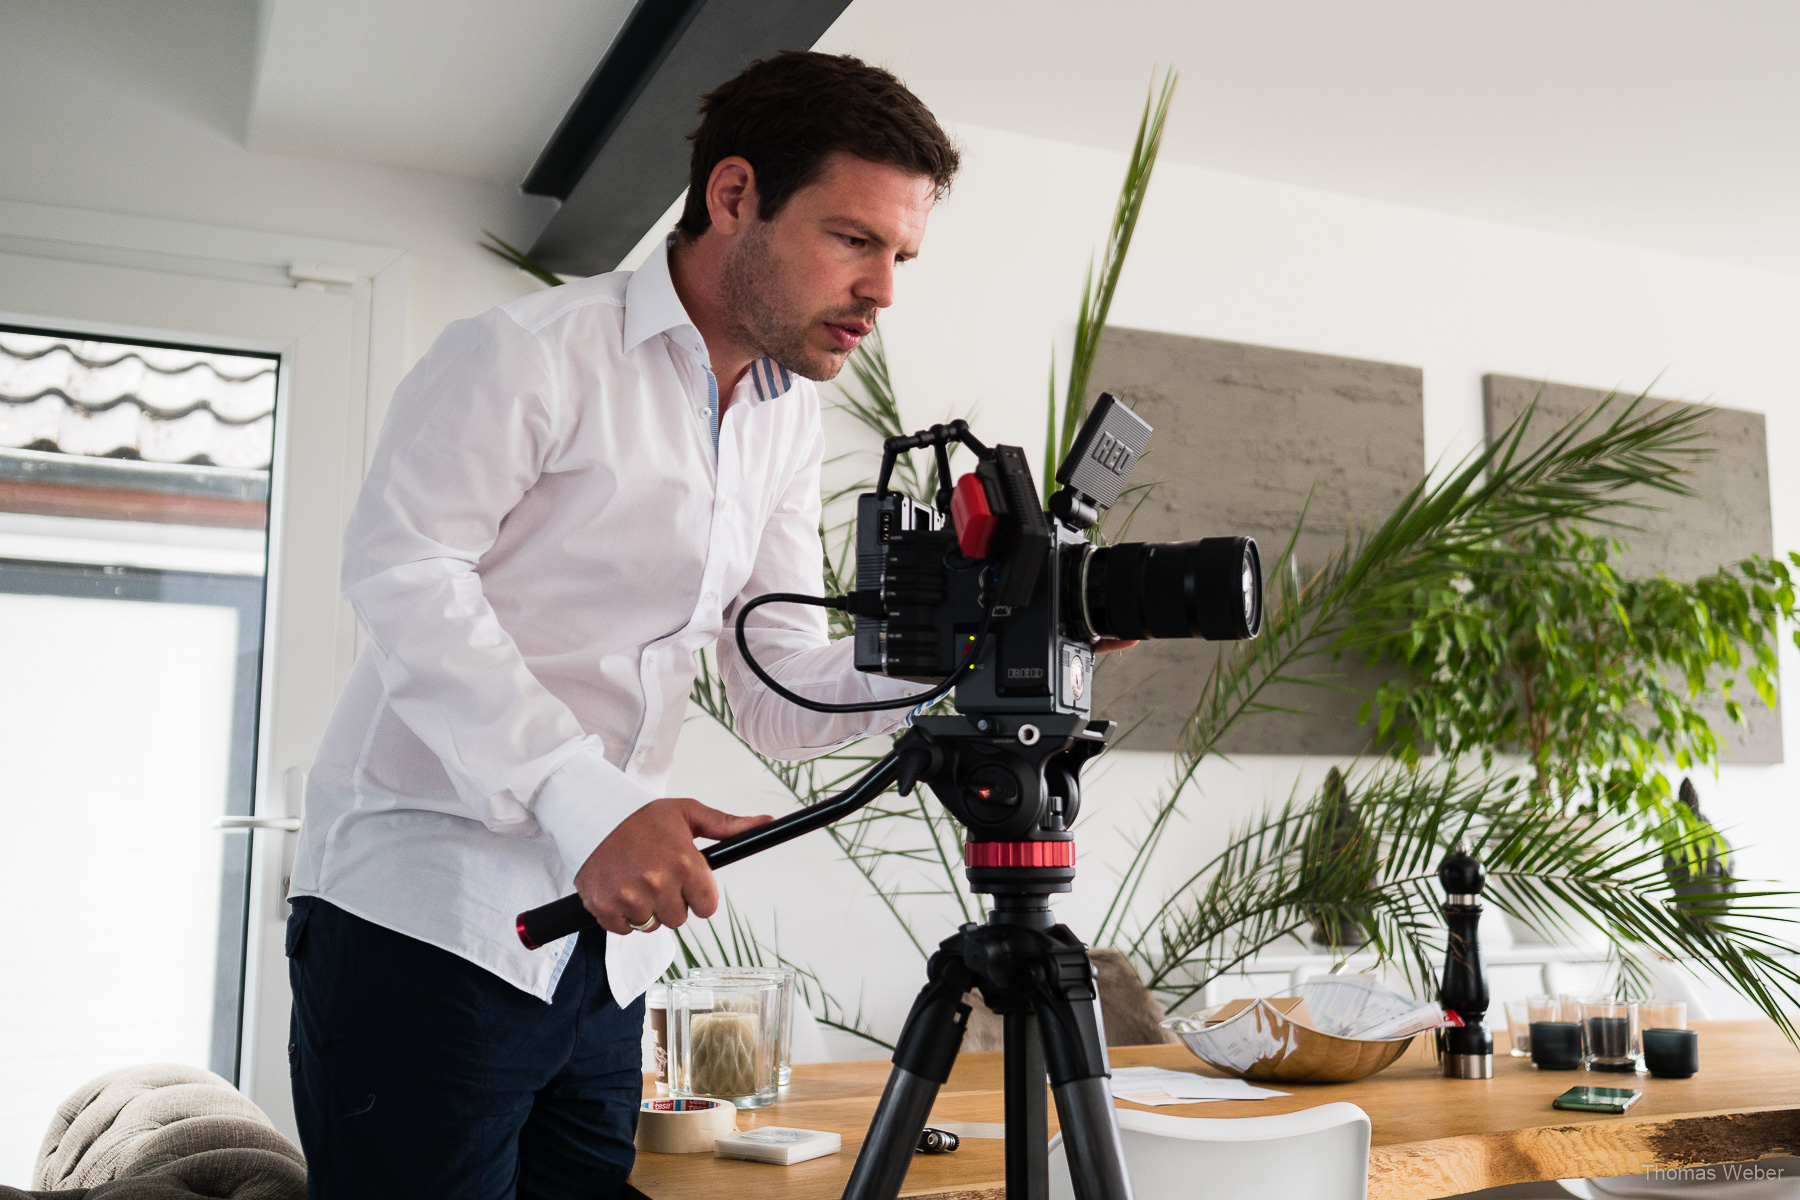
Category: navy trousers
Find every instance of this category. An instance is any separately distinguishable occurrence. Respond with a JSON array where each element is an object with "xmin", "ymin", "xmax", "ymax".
[{"xmin": 287, "ymin": 897, "xmax": 645, "ymax": 1200}]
